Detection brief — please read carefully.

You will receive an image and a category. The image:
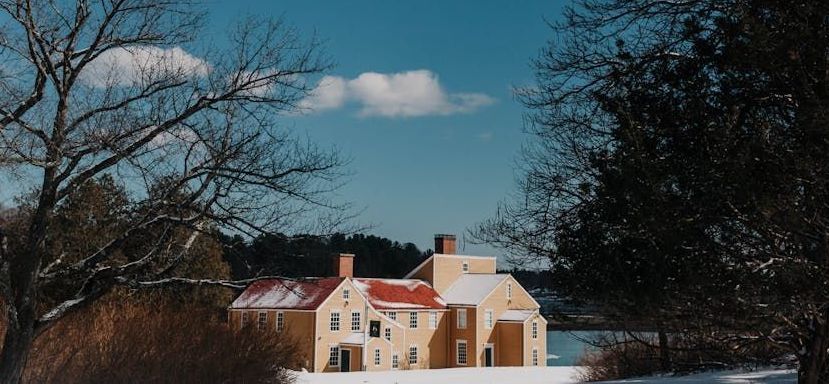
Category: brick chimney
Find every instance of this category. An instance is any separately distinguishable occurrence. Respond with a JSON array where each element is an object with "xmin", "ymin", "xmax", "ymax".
[
  {"xmin": 332, "ymin": 253, "xmax": 355, "ymax": 278},
  {"xmin": 434, "ymin": 234, "xmax": 456, "ymax": 255}
]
